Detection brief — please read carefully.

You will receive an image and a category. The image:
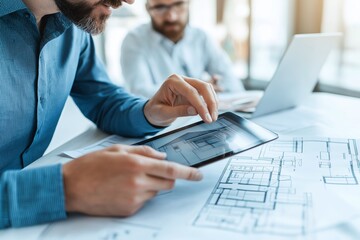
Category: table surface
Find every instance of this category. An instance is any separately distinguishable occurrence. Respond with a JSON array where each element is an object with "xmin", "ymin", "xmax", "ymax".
[
  {"xmin": 29, "ymin": 92, "xmax": 360, "ymax": 168},
  {"xmin": 2, "ymin": 92, "xmax": 360, "ymax": 239}
]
